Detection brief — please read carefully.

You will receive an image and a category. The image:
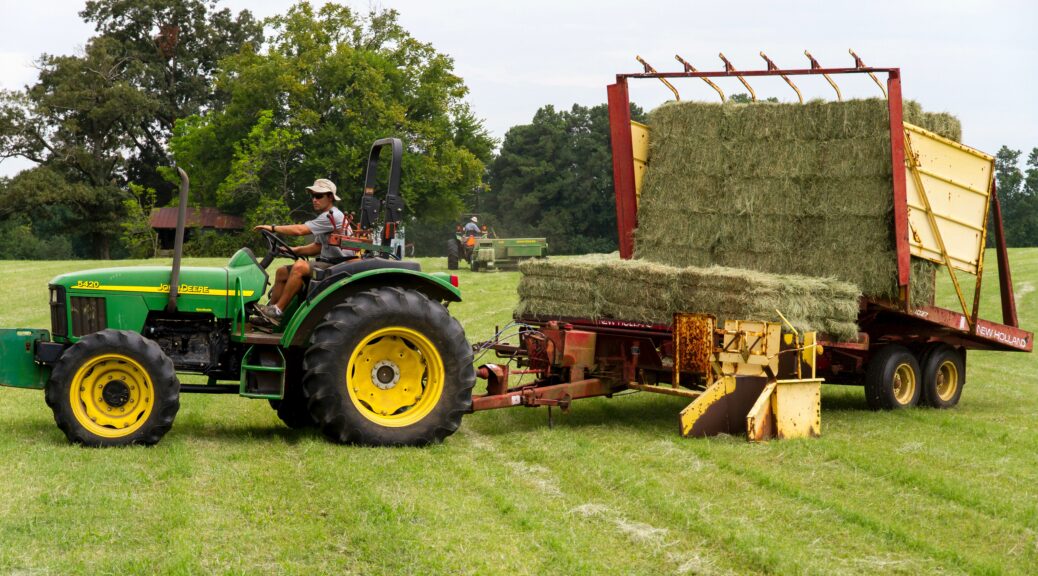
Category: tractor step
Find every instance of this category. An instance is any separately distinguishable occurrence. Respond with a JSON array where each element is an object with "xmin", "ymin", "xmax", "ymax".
[{"xmin": 239, "ymin": 345, "xmax": 286, "ymax": 399}]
